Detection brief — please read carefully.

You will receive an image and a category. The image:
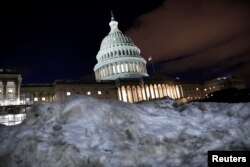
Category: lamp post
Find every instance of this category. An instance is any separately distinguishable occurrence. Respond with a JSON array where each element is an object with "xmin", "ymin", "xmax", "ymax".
[{"xmin": 148, "ymin": 56, "xmax": 155, "ymax": 74}]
